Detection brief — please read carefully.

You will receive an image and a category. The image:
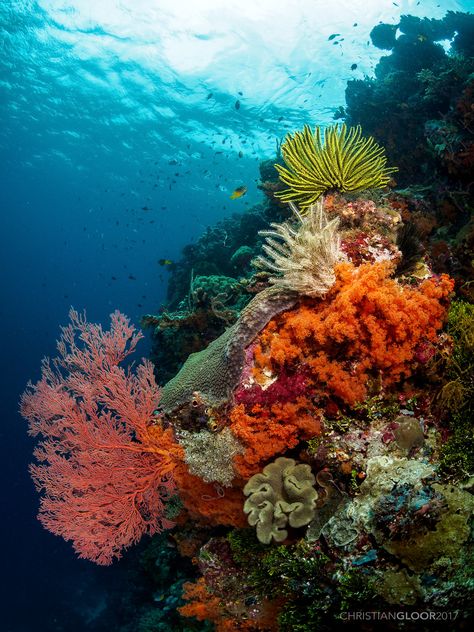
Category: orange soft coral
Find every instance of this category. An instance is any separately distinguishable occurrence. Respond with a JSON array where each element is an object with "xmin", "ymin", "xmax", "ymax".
[
  {"xmin": 173, "ymin": 461, "xmax": 247, "ymax": 527},
  {"xmin": 253, "ymin": 262, "xmax": 453, "ymax": 407},
  {"xmin": 230, "ymin": 397, "xmax": 321, "ymax": 478},
  {"xmin": 179, "ymin": 578, "xmax": 222, "ymax": 622},
  {"xmin": 179, "ymin": 578, "xmax": 280, "ymax": 631}
]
